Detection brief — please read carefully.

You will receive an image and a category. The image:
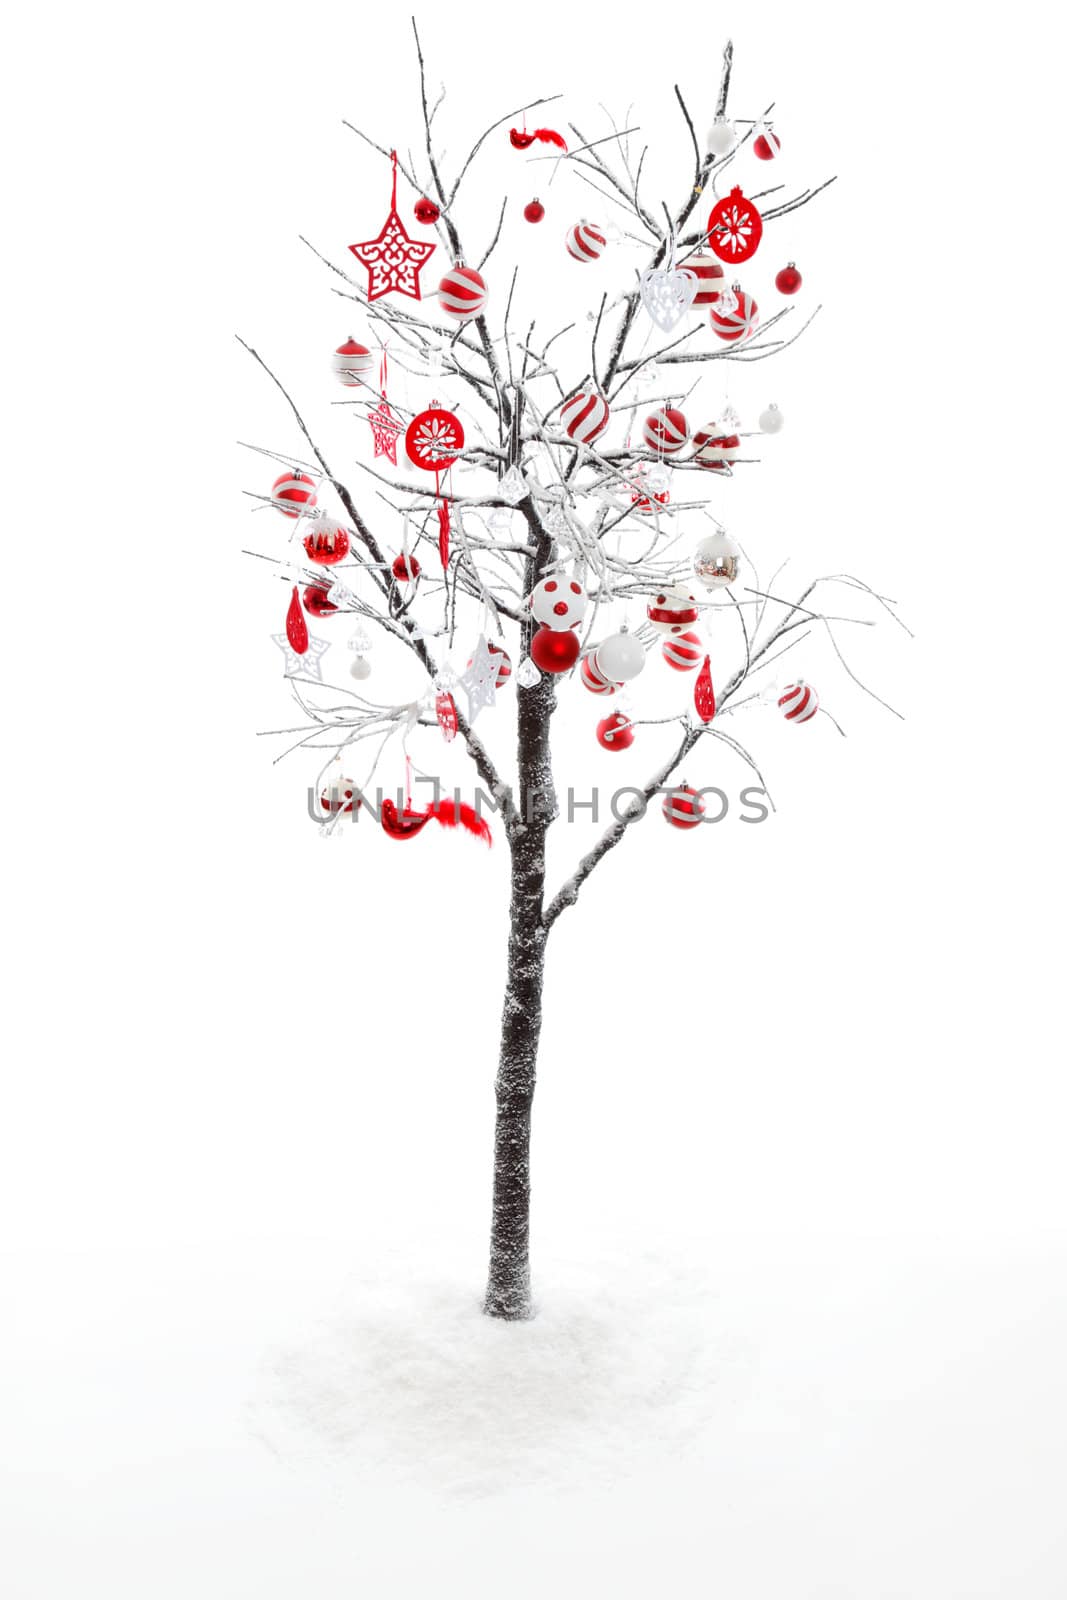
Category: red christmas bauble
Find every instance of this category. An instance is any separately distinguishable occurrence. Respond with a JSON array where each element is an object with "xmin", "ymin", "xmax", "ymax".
[
  {"xmin": 691, "ymin": 429, "xmax": 741, "ymax": 470},
  {"xmin": 642, "ymin": 406, "xmax": 689, "ymax": 455},
  {"xmin": 438, "ymin": 265, "xmax": 488, "ymax": 321},
  {"xmin": 271, "ymin": 471, "xmax": 317, "ymax": 518},
  {"xmin": 524, "ymin": 199, "xmax": 545, "ymax": 223},
  {"xmin": 414, "ymin": 197, "xmax": 441, "ymax": 224},
  {"xmin": 662, "ymin": 785, "xmax": 705, "ymax": 830},
  {"xmin": 661, "ymin": 631, "xmax": 703, "ymax": 671},
  {"xmin": 779, "ymin": 681, "xmax": 819, "ymax": 723},
  {"xmin": 753, "ymin": 130, "xmax": 781, "ymax": 161},
  {"xmin": 684, "ymin": 254, "xmax": 727, "ymax": 306},
  {"xmin": 530, "ymin": 626, "xmax": 581, "ymax": 674},
  {"xmin": 303, "ymin": 584, "xmax": 338, "ymax": 618},
  {"xmin": 565, "ymin": 222, "xmax": 607, "ymax": 263},
  {"xmin": 596, "ymin": 712, "xmax": 634, "ymax": 751},
  {"xmin": 405, "ymin": 407, "xmax": 465, "ymax": 471},
  {"xmin": 467, "ymin": 641, "xmax": 512, "ymax": 689},
  {"xmin": 560, "ymin": 392, "xmax": 610, "ymax": 445},
  {"xmin": 333, "ymin": 338, "xmax": 374, "ymax": 386},
  {"xmin": 710, "ymin": 289, "xmax": 759, "ymax": 344},
  {"xmin": 392, "ymin": 553, "xmax": 421, "ymax": 582},
  {"xmin": 775, "ymin": 262, "xmax": 802, "ymax": 295},
  {"xmin": 320, "ymin": 776, "xmax": 361, "ymax": 813},
  {"xmin": 580, "ymin": 654, "xmax": 616, "ymax": 695},
  {"xmin": 706, "ymin": 186, "xmax": 763, "ymax": 264},
  {"xmin": 304, "ymin": 522, "xmax": 350, "ymax": 565}
]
